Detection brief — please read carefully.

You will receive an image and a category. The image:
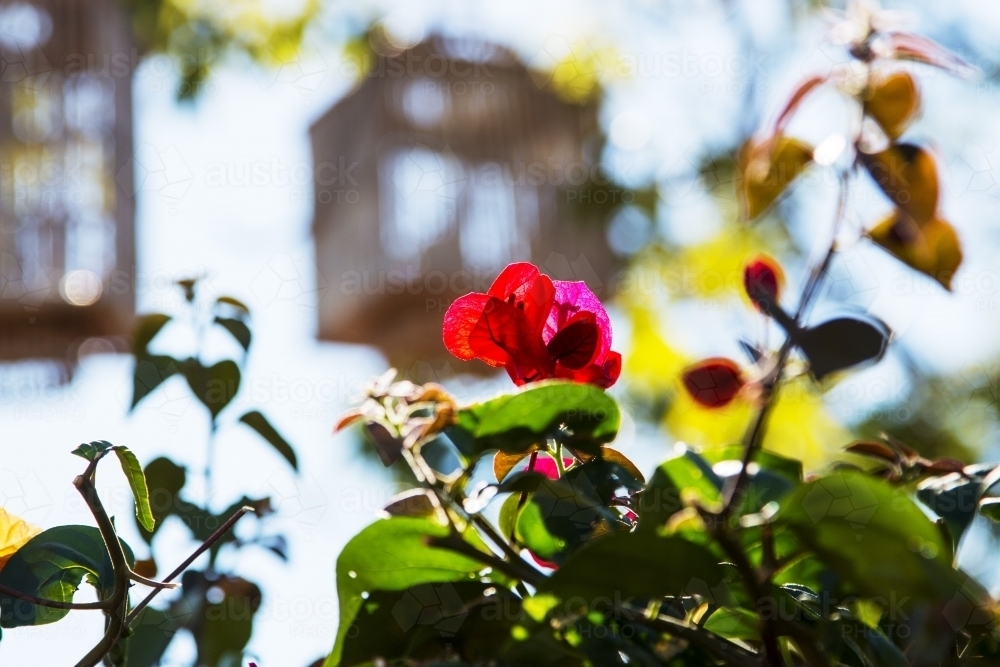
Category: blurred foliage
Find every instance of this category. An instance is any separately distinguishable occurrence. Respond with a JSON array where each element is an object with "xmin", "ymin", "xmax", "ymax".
[{"xmin": 121, "ymin": 0, "xmax": 320, "ymax": 97}]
